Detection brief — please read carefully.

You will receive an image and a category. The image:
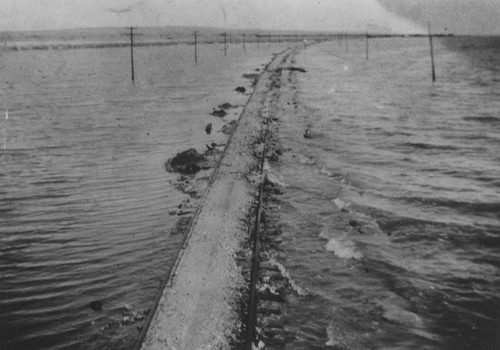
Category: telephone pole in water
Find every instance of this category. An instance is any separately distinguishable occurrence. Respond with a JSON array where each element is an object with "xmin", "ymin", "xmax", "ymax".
[
  {"xmin": 428, "ymin": 22, "xmax": 436, "ymax": 82},
  {"xmin": 121, "ymin": 27, "xmax": 143, "ymax": 82},
  {"xmin": 194, "ymin": 31, "xmax": 198, "ymax": 64},
  {"xmin": 222, "ymin": 32, "xmax": 227, "ymax": 56},
  {"xmin": 365, "ymin": 32, "xmax": 369, "ymax": 60},
  {"xmin": 129, "ymin": 27, "xmax": 135, "ymax": 81}
]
